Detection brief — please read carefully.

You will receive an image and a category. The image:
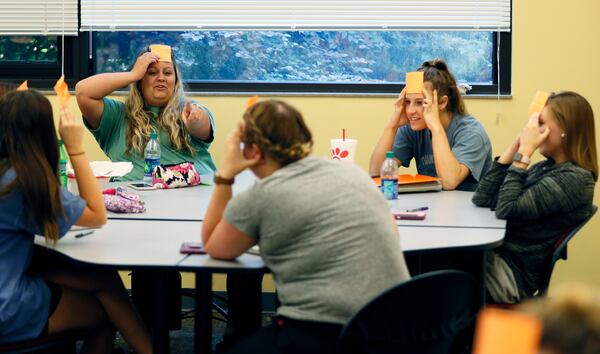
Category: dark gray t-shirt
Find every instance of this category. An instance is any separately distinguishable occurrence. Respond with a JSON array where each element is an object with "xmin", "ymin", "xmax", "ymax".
[
  {"xmin": 224, "ymin": 157, "xmax": 410, "ymax": 325},
  {"xmin": 392, "ymin": 113, "xmax": 493, "ymax": 191}
]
